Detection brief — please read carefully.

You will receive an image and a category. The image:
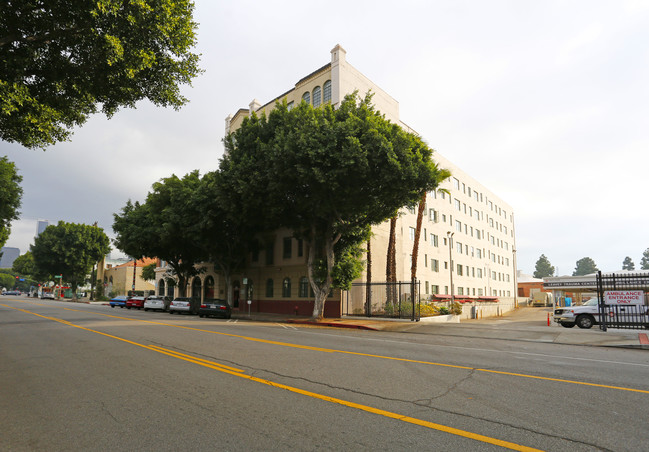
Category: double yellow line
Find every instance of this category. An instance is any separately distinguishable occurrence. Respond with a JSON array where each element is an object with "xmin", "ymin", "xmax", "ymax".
[{"xmin": 3, "ymin": 302, "xmax": 543, "ymax": 451}]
